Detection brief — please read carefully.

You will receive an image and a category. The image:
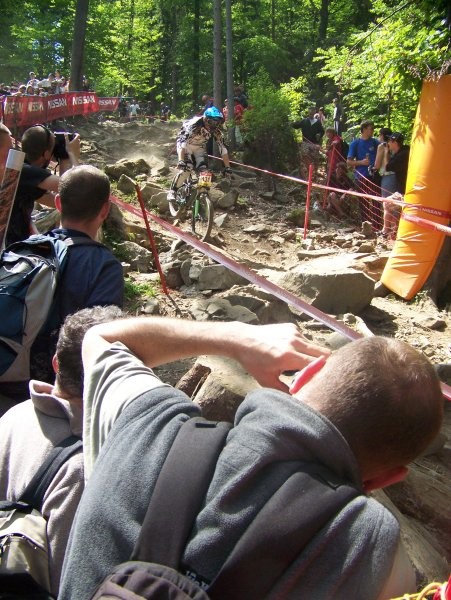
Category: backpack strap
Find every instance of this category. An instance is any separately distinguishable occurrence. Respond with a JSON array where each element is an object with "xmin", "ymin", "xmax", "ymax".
[
  {"xmin": 19, "ymin": 435, "xmax": 82, "ymax": 510},
  {"xmin": 208, "ymin": 463, "xmax": 359, "ymax": 599},
  {"xmin": 131, "ymin": 417, "xmax": 232, "ymax": 568}
]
